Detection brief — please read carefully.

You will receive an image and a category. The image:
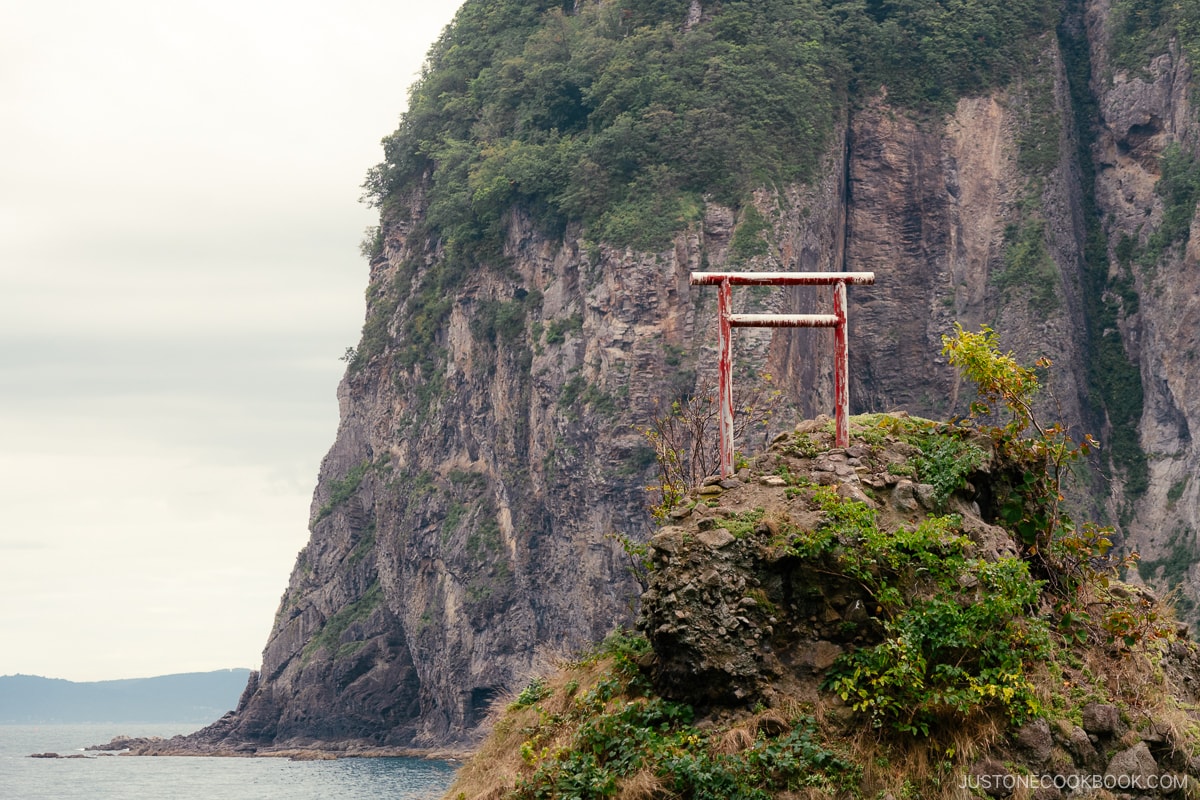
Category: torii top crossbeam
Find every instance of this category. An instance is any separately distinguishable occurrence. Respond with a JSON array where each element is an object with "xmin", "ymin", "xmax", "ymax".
[
  {"xmin": 690, "ymin": 271, "xmax": 876, "ymax": 477},
  {"xmin": 690, "ymin": 271, "xmax": 877, "ymax": 286}
]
